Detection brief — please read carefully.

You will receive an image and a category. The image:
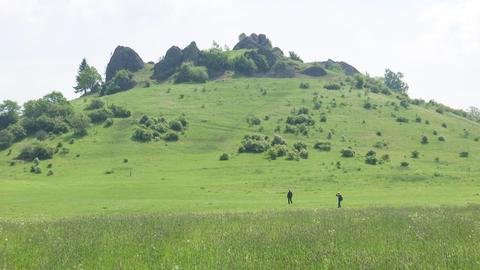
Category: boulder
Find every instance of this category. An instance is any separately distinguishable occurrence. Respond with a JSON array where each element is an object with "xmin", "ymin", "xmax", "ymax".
[{"xmin": 106, "ymin": 46, "xmax": 144, "ymax": 81}]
